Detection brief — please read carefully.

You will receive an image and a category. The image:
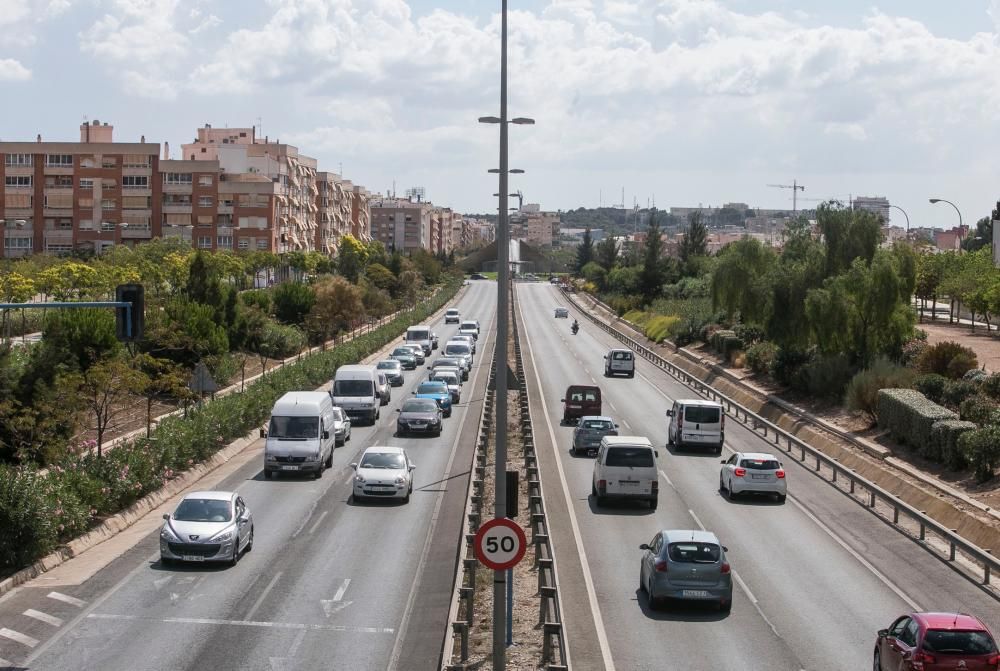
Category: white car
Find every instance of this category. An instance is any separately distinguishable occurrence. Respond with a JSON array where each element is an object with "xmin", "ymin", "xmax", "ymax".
[
  {"xmin": 160, "ymin": 491, "xmax": 253, "ymax": 566},
  {"xmin": 452, "ymin": 333, "xmax": 476, "ymax": 355},
  {"xmin": 554, "ymin": 307, "xmax": 569, "ymax": 318},
  {"xmin": 720, "ymin": 452, "xmax": 786, "ymax": 502},
  {"xmin": 445, "ymin": 308, "xmax": 460, "ymax": 324},
  {"xmin": 352, "ymin": 446, "xmax": 416, "ymax": 503}
]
